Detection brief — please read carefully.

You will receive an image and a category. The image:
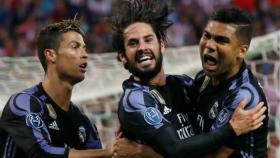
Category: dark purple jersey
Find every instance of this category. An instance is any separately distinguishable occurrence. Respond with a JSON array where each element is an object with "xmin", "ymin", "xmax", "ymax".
[
  {"xmin": 0, "ymin": 83, "xmax": 102, "ymax": 158},
  {"xmin": 118, "ymin": 75, "xmax": 236, "ymax": 158},
  {"xmin": 194, "ymin": 62, "xmax": 268, "ymax": 158}
]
